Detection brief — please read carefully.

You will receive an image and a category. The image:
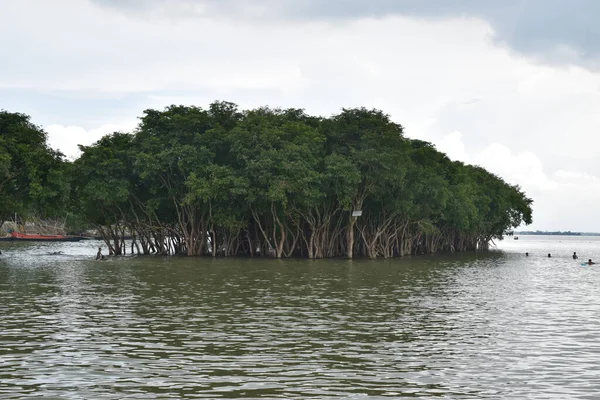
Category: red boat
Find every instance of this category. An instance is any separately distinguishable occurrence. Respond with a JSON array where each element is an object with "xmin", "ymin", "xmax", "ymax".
[{"xmin": 0, "ymin": 231, "xmax": 84, "ymax": 242}]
